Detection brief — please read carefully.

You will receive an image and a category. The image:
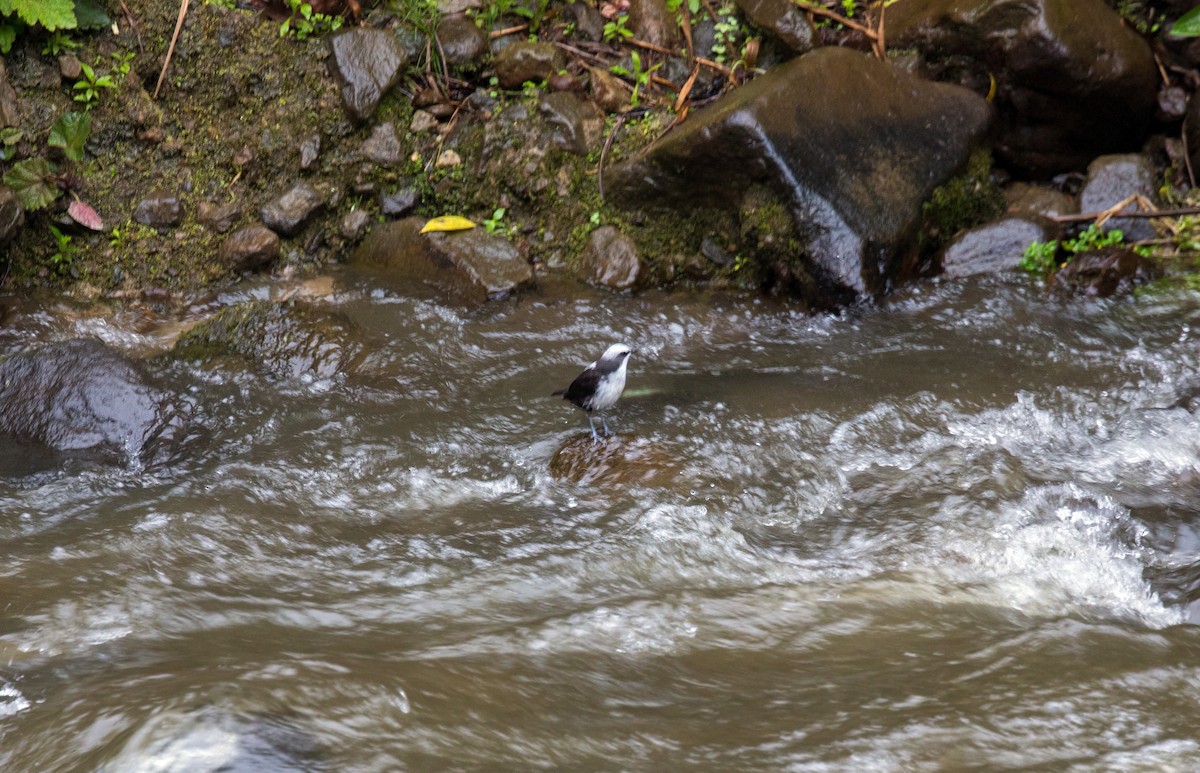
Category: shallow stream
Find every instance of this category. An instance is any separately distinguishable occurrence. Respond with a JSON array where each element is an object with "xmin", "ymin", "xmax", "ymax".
[{"xmin": 4, "ymin": 272, "xmax": 1200, "ymax": 770}]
